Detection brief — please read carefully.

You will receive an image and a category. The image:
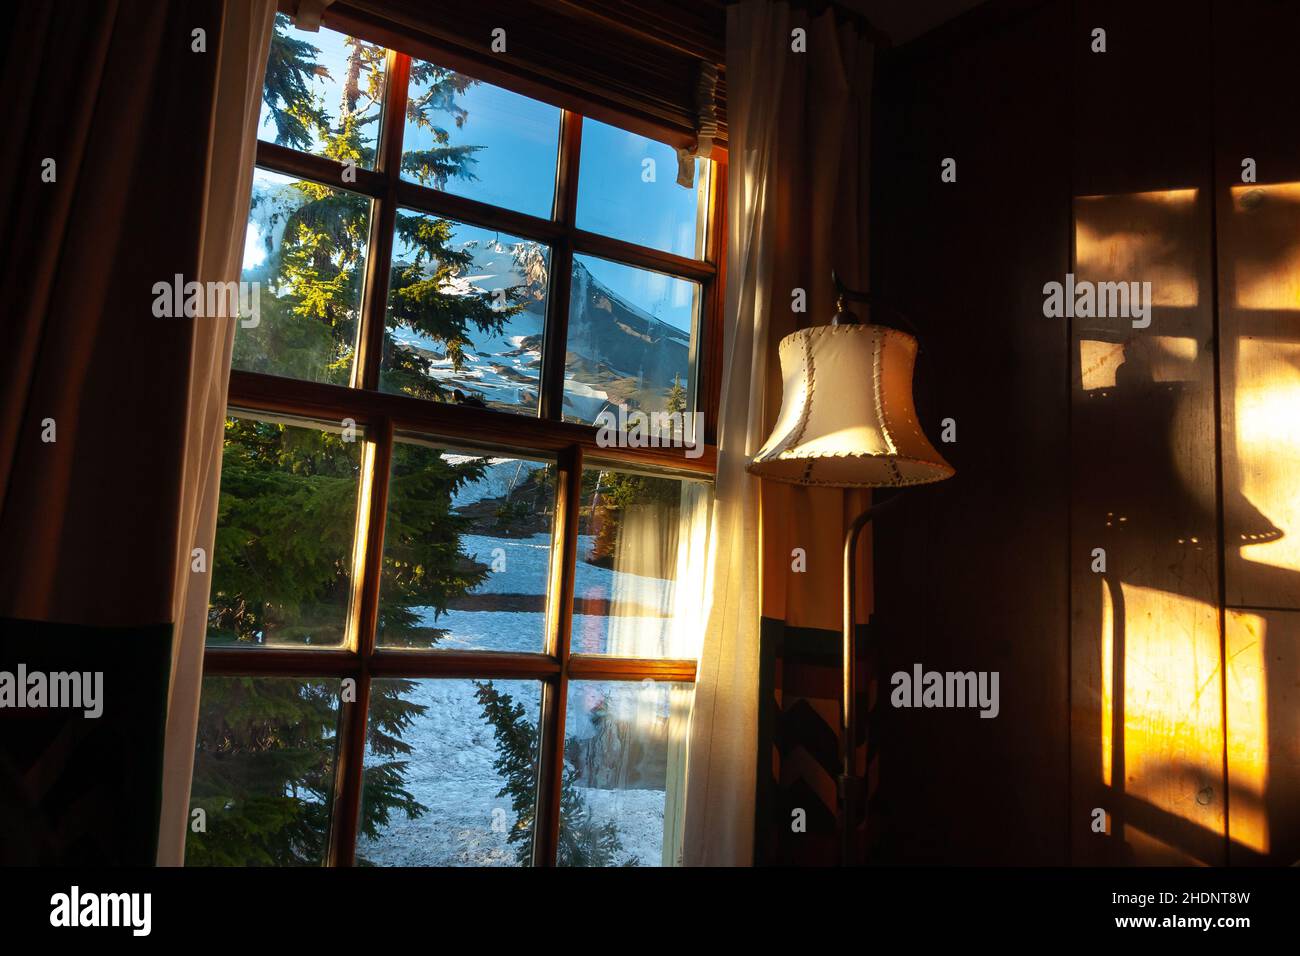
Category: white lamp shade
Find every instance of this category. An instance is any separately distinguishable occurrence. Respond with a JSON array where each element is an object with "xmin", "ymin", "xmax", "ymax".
[{"xmin": 747, "ymin": 324, "xmax": 954, "ymax": 487}]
